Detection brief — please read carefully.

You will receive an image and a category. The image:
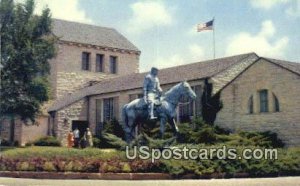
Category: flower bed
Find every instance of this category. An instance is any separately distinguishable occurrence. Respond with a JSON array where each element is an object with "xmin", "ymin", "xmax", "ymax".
[
  {"xmin": 1, "ymin": 146, "xmax": 300, "ymax": 178},
  {"xmin": 0, "ymin": 156, "xmax": 161, "ymax": 173}
]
